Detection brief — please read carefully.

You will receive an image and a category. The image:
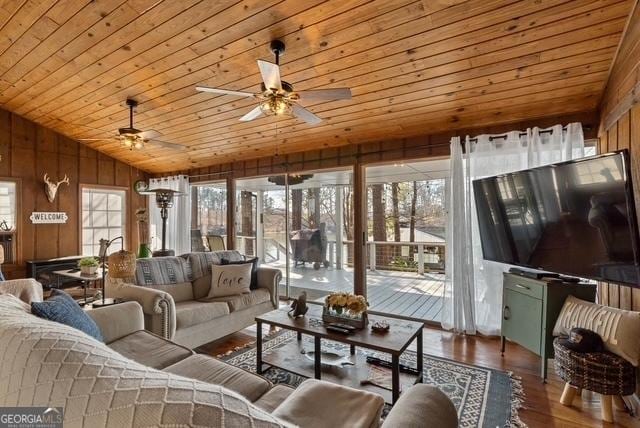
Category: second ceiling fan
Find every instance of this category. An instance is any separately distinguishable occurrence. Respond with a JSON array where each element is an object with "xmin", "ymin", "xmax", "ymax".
[
  {"xmin": 196, "ymin": 40, "xmax": 352, "ymax": 125},
  {"xmin": 78, "ymin": 99, "xmax": 186, "ymax": 151}
]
